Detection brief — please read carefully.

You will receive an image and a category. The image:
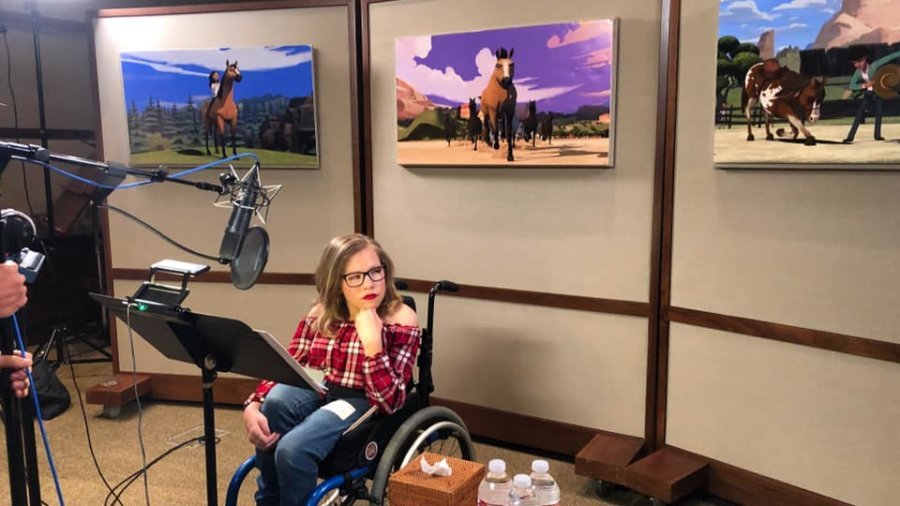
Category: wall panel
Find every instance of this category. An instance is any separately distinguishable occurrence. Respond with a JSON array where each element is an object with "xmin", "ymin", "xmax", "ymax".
[{"xmin": 94, "ymin": 4, "xmax": 357, "ymax": 370}]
